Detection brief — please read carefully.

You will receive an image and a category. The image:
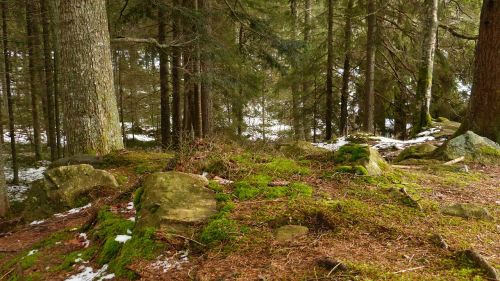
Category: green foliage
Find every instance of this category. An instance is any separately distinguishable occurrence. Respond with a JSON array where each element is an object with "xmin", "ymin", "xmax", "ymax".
[
  {"xmin": 234, "ymin": 181, "xmax": 261, "ymax": 200},
  {"xmin": 263, "ymin": 157, "xmax": 310, "ymax": 175},
  {"xmin": 335, "ymin": 165, "xmax": 369, "ymax": 175},
  {"xmin": 334, "ymin": 144, "xmax": 370, "ymax": 163},
  {"xmin": 133, "ymin": 186, "xmax": 144, "ymax": 211},
  {"xmin": 56, "ymin": 247, "xmax": 97, "ymax": 271}
]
